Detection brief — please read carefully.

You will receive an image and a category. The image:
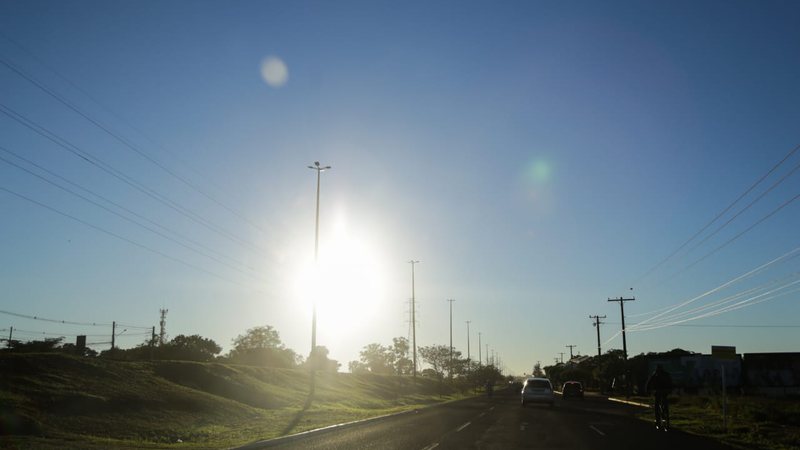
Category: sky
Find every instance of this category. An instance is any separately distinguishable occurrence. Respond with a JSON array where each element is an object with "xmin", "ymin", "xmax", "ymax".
[{"xmin": 1, "ymin": 0, "xmax": 799, "ymax": 375}]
